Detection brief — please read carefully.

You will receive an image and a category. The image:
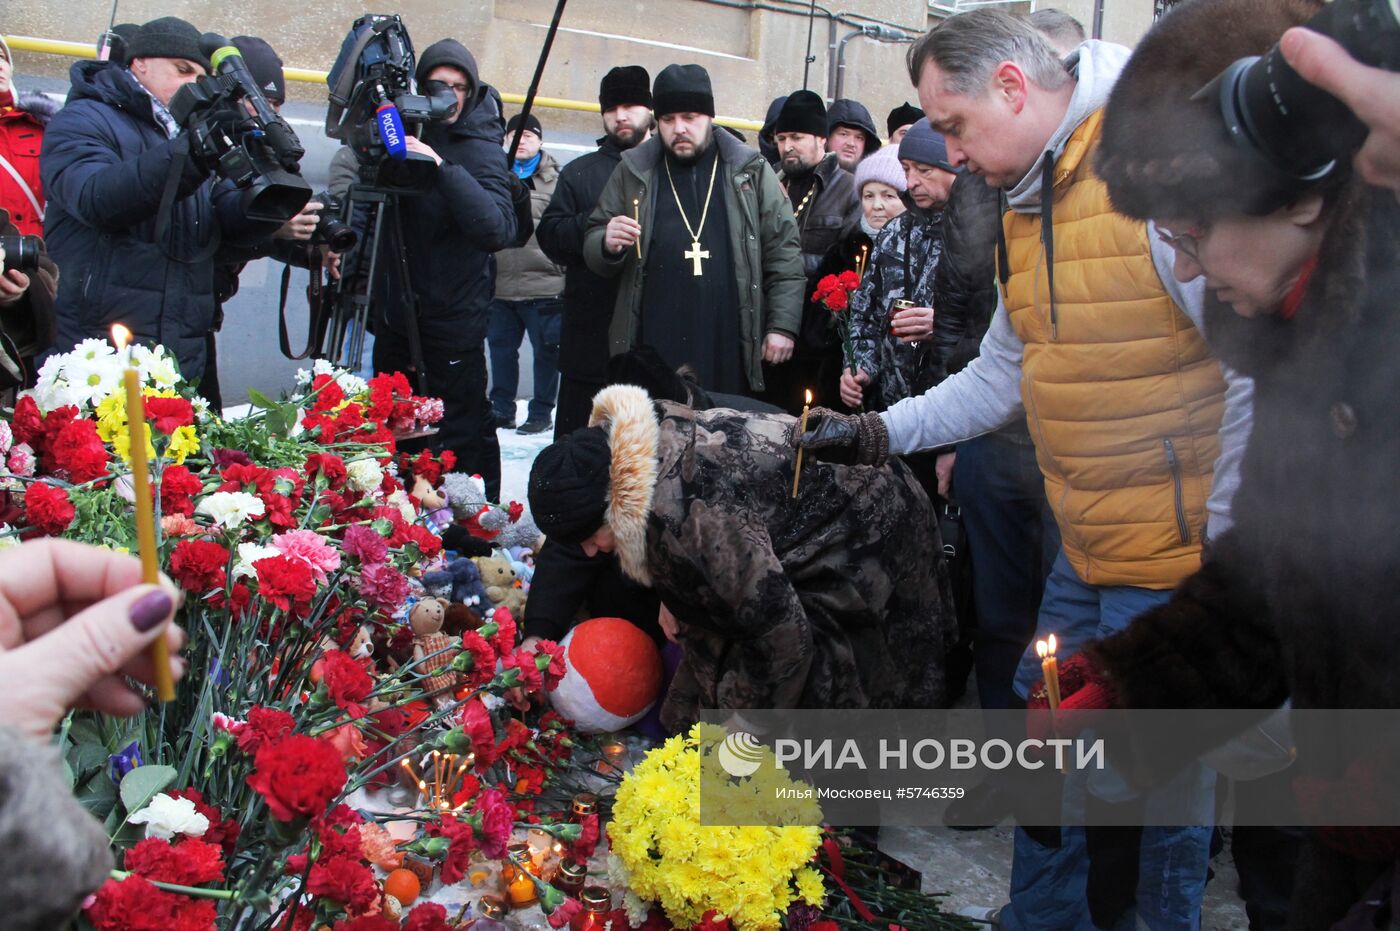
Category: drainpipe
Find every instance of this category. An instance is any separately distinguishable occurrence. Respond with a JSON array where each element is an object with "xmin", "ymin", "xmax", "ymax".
[
  {"xmin": 833, "ymin": 24, "xmax": 913, "ymax": 101},
  {"xmin": 1092, "ymin": 0, "xmax": 1106, "ymax": 38}
]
